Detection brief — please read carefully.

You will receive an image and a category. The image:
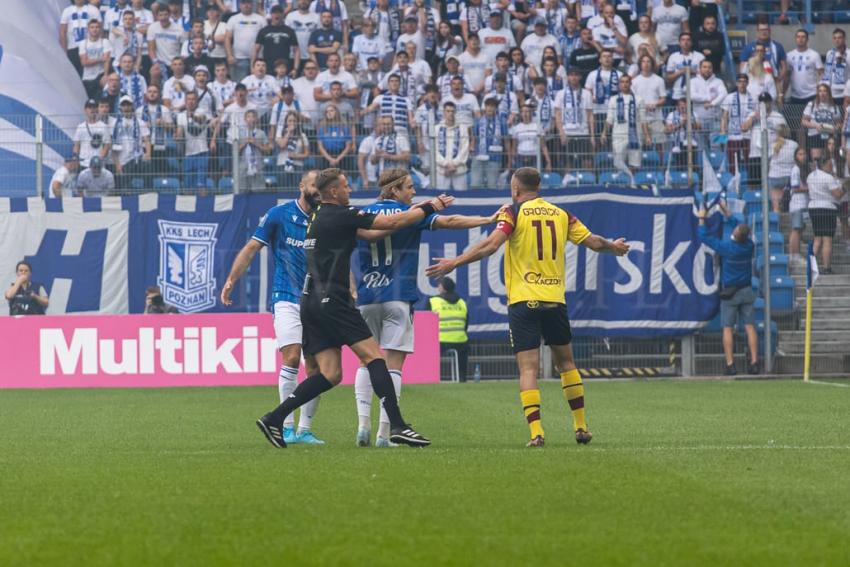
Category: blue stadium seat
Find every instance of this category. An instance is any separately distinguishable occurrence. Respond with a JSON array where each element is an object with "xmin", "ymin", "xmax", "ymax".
[
  {"xmin": 832, "ymin": 10, "xmax": 850, "ymax": 22},
  {"xmin": 263, "ymin": 156, "xmax": 275, "ymax": 172},
  {"xmin": 218, "ymin": 176, "xmax": 234, "ymax": 192},
  {"xmin": 718, "ymin": 171, "xmax": 734, "ymax": 190},
  {"xmin": 751, "ymin": 211, "xmax": 780, "ymax": 234},
  {"xmin": 704, "ymin": 311, "xmax": 722, "ymax": 333},
  {"xmin": 599, "ymin": 171, "xmax": 631, "ymax": 186},
  {"xmin": 753, "ymin": 297, "xmax": 766, "ymax": 324},
  {"xmin": 756, "ymin": 254, "xmax": 789, "ymax": 278},
  {"xmin": 753, "ymin": 230, "xmax": 785, "ymax": 255},
  {"xmin": 349, "ymin": 175, "xmax": 362, "ymax": 192},
  {"xmin": 412, "ymin": 172, "xmax": 423, "ymax": 190},
  {"xmin": 635, "ymin": 170, "xmax": 663, "ymax": 185},
  {"xmin": 761, "ymin": 275, "xmax": 795, "ymax": 312},
  {"xmin": 641, "ymin": 151, "xmax": 660, "ymax": 167},
  {"xmin": 669, "ymin": 171, "xmax": 698, "ymax": 187},
  {"xmin": 751, "ymin": 276, "xmax": 760, "ymax": 294},
  {"xmin": 542, "ymin": 172, "xmax": 561, "ymax": 189},
  {"xmin": 594, "ymin": 152, "xmax": 614, "ymax": 169},
  {"xmin": 130, "ymin": 177, "xmax": 145, "ymax": 192},
  {"xmin": 707, "ymin": 151, "xmax": 724, "ymax": 170},
  {"xmin": 574, "ymin": 171, "xmax": 596, "ymax": 185},
  {"xmin": 152, "ymin": 177, "xmax": 180, "ymax": 194},
  {"xmin": 264, "ymin": 175, "xmax": 278, "ymax": 189},
  {"xmin": 757, "ymin": 320, "xmax": 779, "ymax": 357},
  {"xmin": 742, "ymin": 190, "xmax": 763, "ymax": 217}
]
